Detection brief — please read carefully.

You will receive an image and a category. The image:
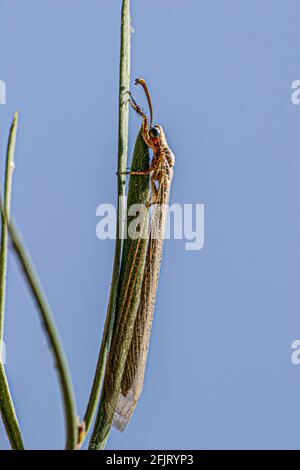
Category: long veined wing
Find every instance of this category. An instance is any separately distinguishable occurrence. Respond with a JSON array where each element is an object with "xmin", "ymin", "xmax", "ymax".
[
  {"xmin": 113, "ymin": 158, "xmax": 174, "ymax": 431},
  {"xmin": 102, "ymin": 131, "xmax": 151, "ymax": 425}
]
